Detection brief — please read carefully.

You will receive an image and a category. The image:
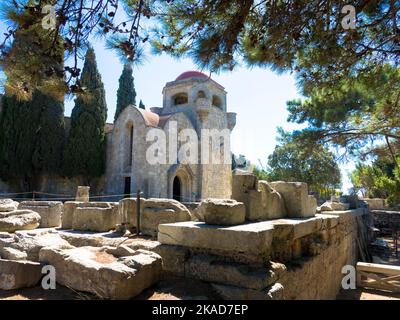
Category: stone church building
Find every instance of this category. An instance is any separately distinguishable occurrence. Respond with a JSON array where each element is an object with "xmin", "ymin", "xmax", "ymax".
[
  {"xmin": 0, "ymin": 71, "xmax": 237, "ymax": 201},
  {"xmin": 105, "ymin": 71, "xmax": 237, "ymax": 202}
]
